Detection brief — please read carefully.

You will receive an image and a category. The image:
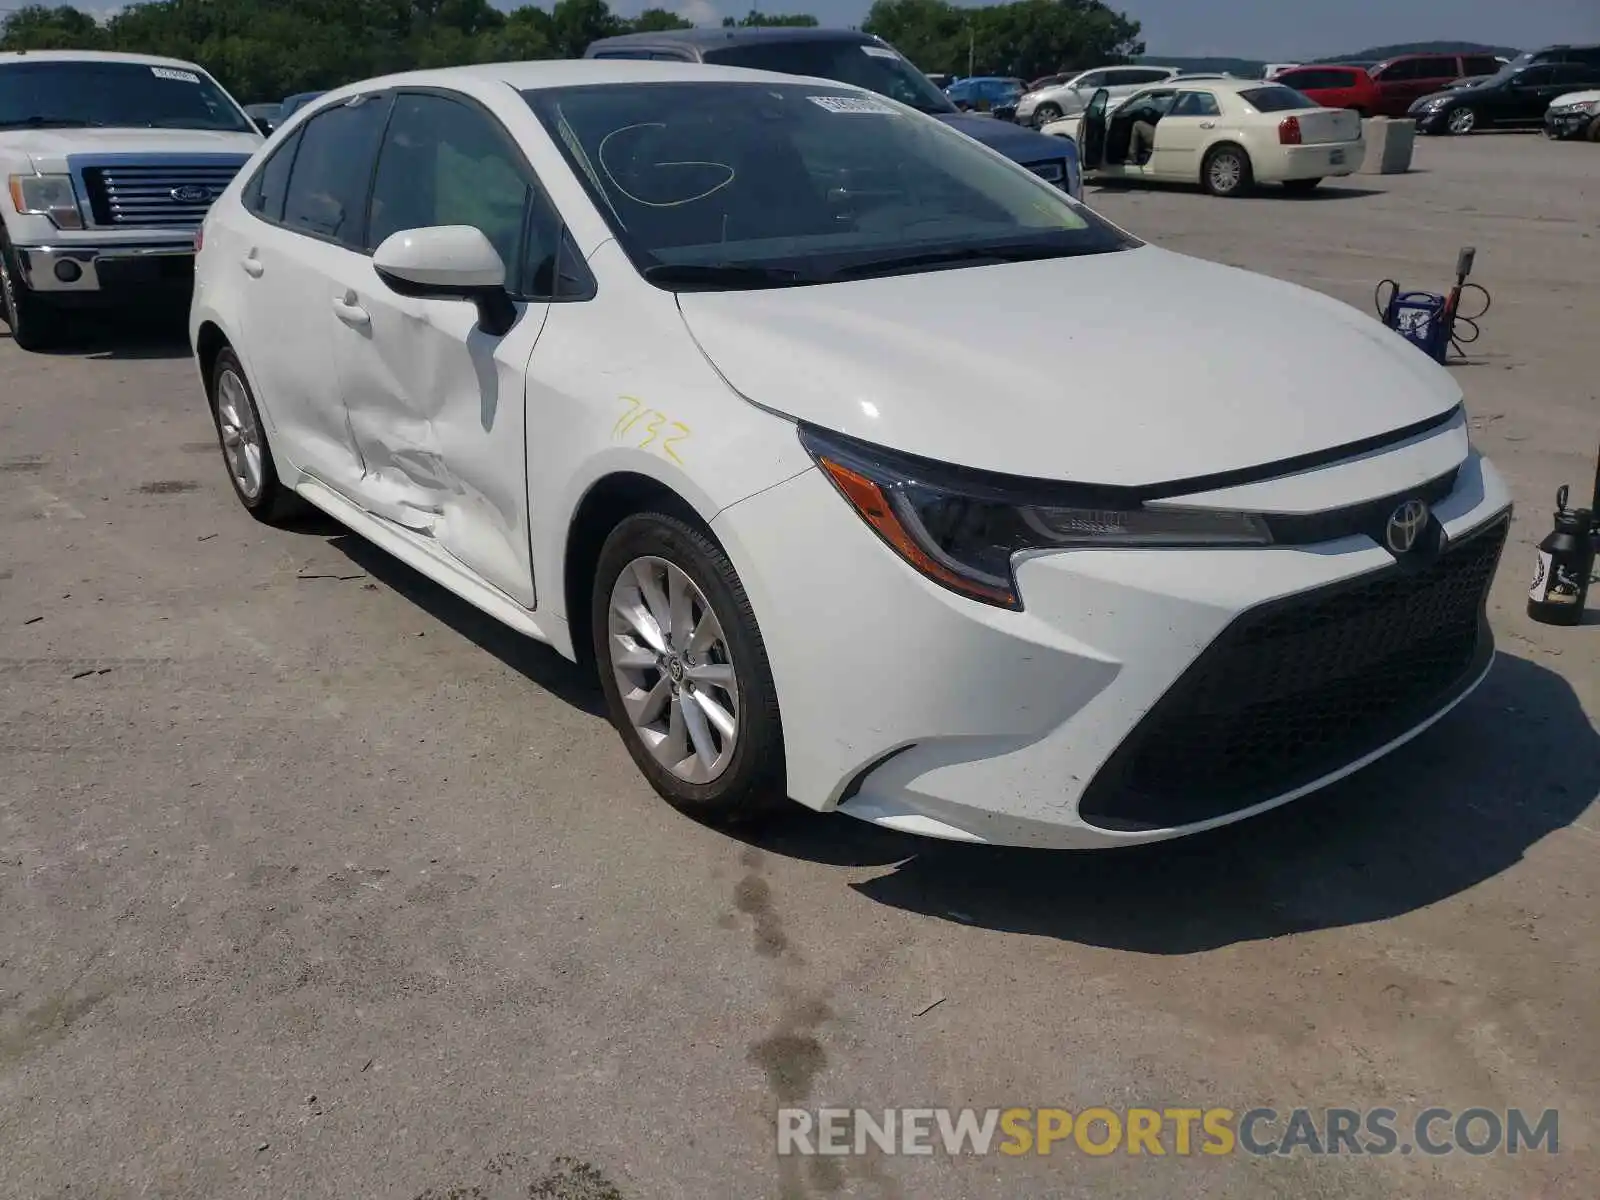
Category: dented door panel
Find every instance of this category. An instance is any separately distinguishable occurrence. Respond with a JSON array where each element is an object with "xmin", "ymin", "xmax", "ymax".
[{"xmin": 327, "ymin": 264, "xmax": 548, "ymax": 609}]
